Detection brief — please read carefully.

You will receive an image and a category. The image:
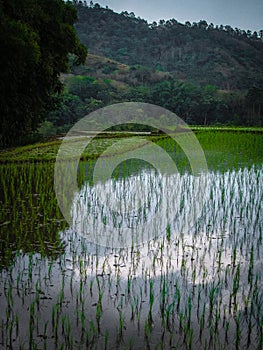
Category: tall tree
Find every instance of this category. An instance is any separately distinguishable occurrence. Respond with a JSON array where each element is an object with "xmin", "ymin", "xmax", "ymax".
[
  {"xmin": 0, "ymin": 0, "xmax": 87, "ymax": 146},
  {"xmin": 246, "ymin": 87, "xmax": 263, "ymax": 124}
]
